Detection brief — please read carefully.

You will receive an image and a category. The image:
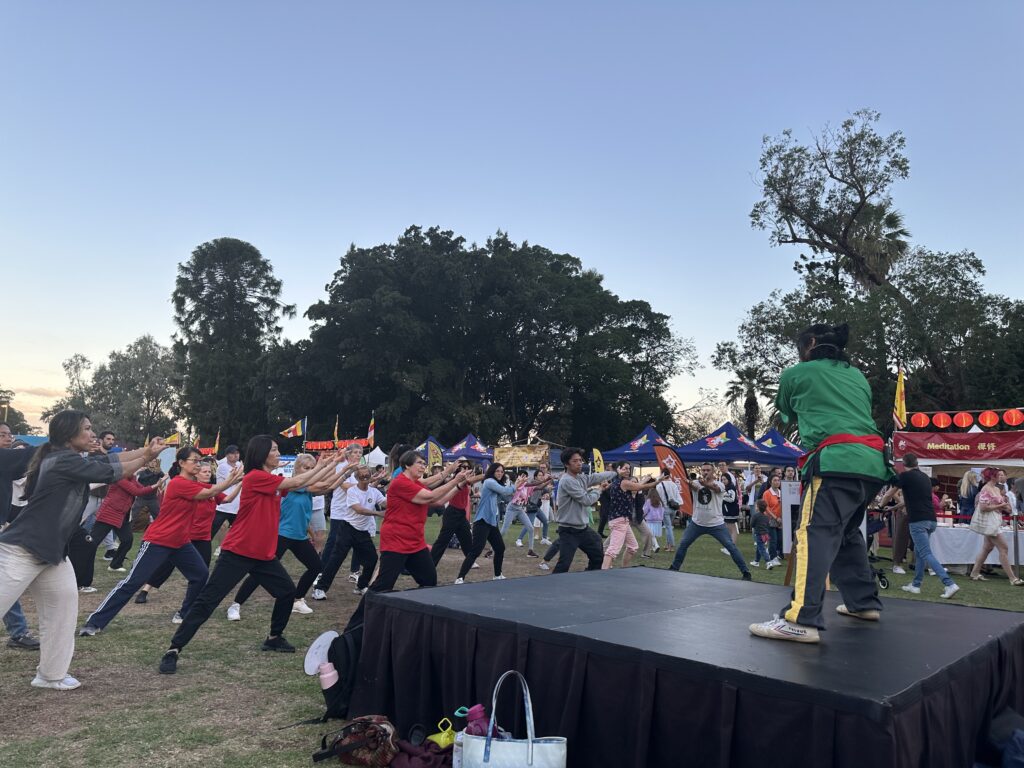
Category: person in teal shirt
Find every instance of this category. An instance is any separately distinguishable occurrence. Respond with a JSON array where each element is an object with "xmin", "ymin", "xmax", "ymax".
[{"xmin": 750, "ymin": 323, "xmax": 892, "ymax": 644}]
